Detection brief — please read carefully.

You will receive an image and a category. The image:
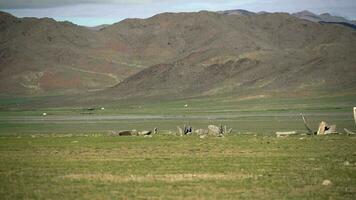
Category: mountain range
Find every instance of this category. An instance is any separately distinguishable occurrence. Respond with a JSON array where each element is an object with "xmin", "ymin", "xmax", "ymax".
[
  {"xmin": 0, "ymin": 10, "xmax": 355, "ymax": 101},
  {"xmin": 220, "ymin": 9, "xmax": 356, "ymax": 28}
]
